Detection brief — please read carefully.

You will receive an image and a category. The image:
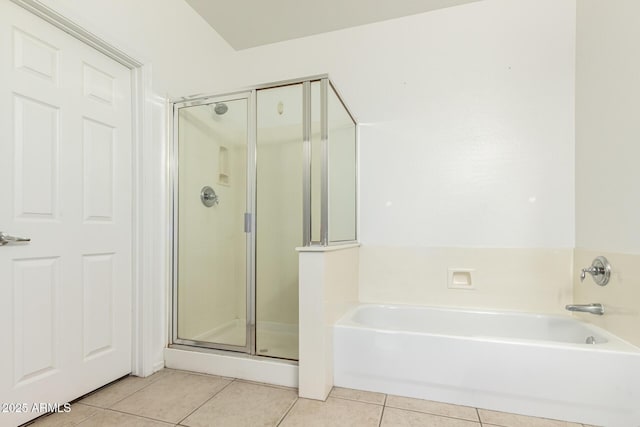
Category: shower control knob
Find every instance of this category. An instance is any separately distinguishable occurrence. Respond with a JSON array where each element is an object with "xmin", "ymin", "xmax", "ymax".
[
  {"xmin": 580, "ymin": 256, "xmax": 611, "ymax": 286},
  {"xmin": 200, "ymin": 186, "xmax": 219, "ymax": 207}
]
